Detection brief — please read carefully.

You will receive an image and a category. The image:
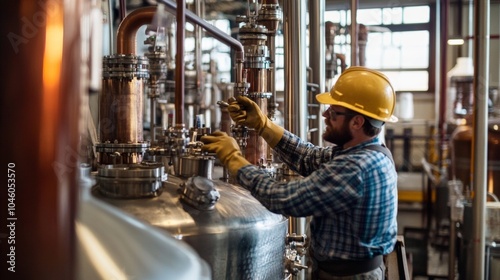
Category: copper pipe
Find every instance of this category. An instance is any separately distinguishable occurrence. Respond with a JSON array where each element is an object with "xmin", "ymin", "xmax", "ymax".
[
  {"xmin": 464, "ymin": 34, "xmax": 500, "ymax": 40},
  {"xmin": 438, "ymin": 0, "xmax": 449, "ymax": 172},
  {"xmin": 262, "ymin": 0, "xmax": 279, "ymax": 4},
  {"xmin": 358, "ymin": 24, "xmax": 367, "ymax": 66},
  {"xmin": 437, "ymin": 1, "xmax": 453, "ymax": 279},
  {"xmin": 175, "ymin": 0, "xmax": 186, "ymax": 125},
  {"xmin": 116, "ymin": 6, "xmax": 156, "ymax": 54},
  {"xmin": 117, "ymin": 3, "xmax": 245, "ymax": 70},
  {"xmin": 107, "ymin": 0, "xmax": 115, "ymax": 54},
  {"xmin": 118, "ymin": 2, "xmax": 246, "ymax": 125},
  {"xmin": 119, "ymin": 0, "xmax": 127, "ymax": 21},
  {"xmin": 336, "ymin": 53, "xmax": 347, "ymax": 73}
]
